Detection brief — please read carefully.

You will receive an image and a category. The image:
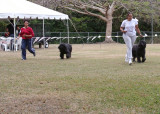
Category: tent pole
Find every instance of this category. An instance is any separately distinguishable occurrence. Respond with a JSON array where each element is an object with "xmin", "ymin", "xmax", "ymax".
[
  {"xmin": 43, "ymin": 18, "xmax": 45, "ymax": 49},
  {"xmin": 67, "ymin": 19, "xmax": 69, "ymax": 44},
  {"xmin": 43, "ymin": 18, "xmax": 45, "ymax": 37},
  {"xmin": 14, "ymin": 17, "xmax": 16, "ymax": 52},
  {"xmin": 7, "ymin": 18, "xmax": 14, "ymax": 26}
]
